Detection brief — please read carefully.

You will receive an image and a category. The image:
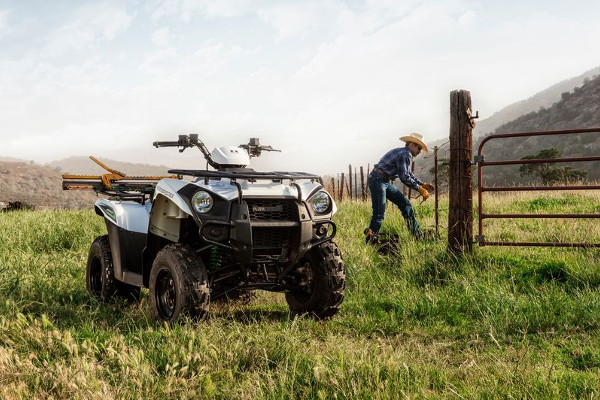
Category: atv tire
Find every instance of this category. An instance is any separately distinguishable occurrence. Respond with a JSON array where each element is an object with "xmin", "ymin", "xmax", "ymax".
[
  {"xmin": 285, "ymin": 241, "xmax": 345, "ymax": 320},
  {"xmin": 149, "ymin": 244, "xmax": 210, "ymax": 324},
  {"xmin": 86, "ymin": 235, "xmax": 141, "ymax": 302}
]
